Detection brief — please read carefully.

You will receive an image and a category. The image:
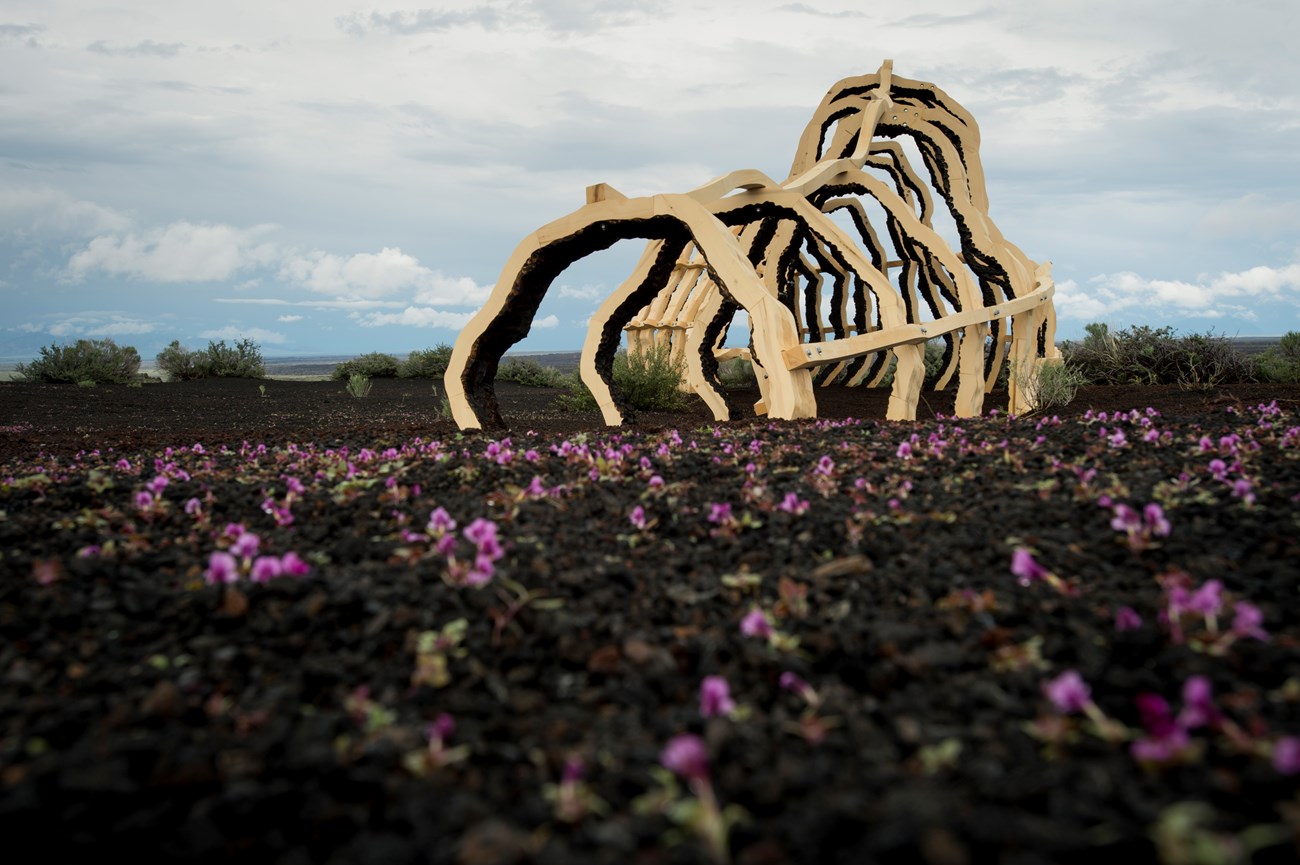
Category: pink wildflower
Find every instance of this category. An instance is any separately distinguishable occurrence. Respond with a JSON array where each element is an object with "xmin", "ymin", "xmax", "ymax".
[
  {"xmin": 708, "ymin": 502, "xmax": 733, "ymax": 524},
  {"xmin": 205, "ymin": 551, "xmax": 240, "ymax": 585},
  {"xmin": 427, "ymin": 507, "xmax": 456, "ymax": 534},
  {"xmin": 699, "ymin": 676, "xmax": 736, "ymax": 718},
  {"xmin": 1230, "ymin": 601, "xmax": 1268, "ymax": 641},
  {"xmin": 1010, "ymin": 548, "xmax": 1051, "ymax": 587},
  {"xmin": 660, "ymin": 733, "xmax": 710, "ymax": 782},
  {"xmin": 629, "ymin": 505, "xmax": 648, "ymax": 530},
  {"xmin": 1043, "ymin": 670, "xmax": 1091, "ymax": 714},
  {"xmin": 1273, "ymin": 737, "xmax": 1300, "ymax": 775},
  {"xmin": 230, "ymin": 531, "xmax": 260, "ymax": 559},
  {"xmin": 249, "ymin": 555, "xmax": 284, "ymax": 583},
  {"xmin": 1115, "ymin": 606, "xmax": 1143, "ymax": 631},
  {"xmin": 280, "ymin": 551, "xmax": 311, "ymax": 576},
  {"xmin": 740, "ymin": 608, "xmax": 773, "ymax": 639},
  {"xmin": 778, "ymin": 492, "xmax": 809, "ymax": 515},
  {"xmin": 1177, "ymin": 677, "xmax": 1221, "ymax": 729}
]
